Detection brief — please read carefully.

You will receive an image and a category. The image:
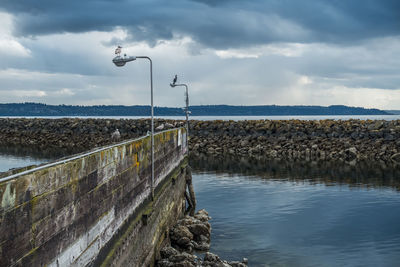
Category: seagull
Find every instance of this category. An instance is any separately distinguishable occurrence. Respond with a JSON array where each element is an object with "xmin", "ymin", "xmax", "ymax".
[
  {"xmin": 111, "ymin": 128, "xmax": 121, "ymax": 141},
  {"xmin": 172, "ymin": 74, "xmax": 177, "ymax": 85},
  {"xmin": 165, "ymin": 122, "xmax": 174, "ymax": 129},
  {"xmin": 155, "ymin": 124, "xmax": 165, "ymax": 131},
  {"xmin": 115, "ymin": 46, "xmax": 122, "ymax": 55}
]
